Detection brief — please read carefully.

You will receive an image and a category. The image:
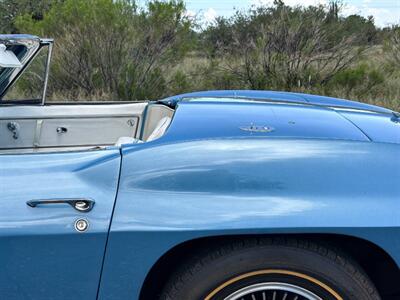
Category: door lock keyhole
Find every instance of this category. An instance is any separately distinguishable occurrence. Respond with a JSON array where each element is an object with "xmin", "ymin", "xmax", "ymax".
[{"xmin": 7, "ymin": 122, "xmax": 20, "ymax": 139}]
